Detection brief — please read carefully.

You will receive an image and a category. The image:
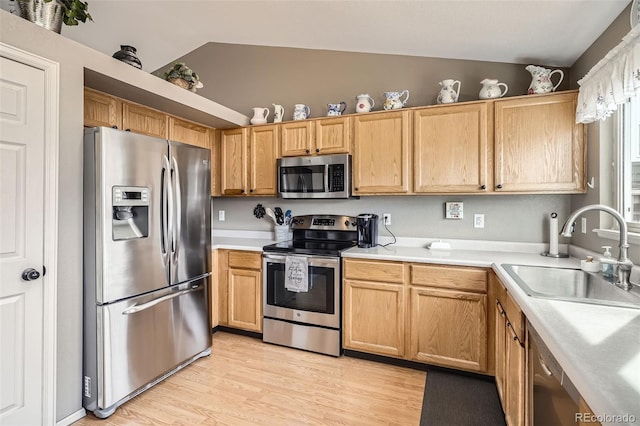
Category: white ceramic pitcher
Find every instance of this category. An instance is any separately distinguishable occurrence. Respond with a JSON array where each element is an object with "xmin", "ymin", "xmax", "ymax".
[
  {"xmin": 383, "ymin": 90, "xmax": 410, "ymax": 110},
  {"xmin": 250, "ymin": 107, "xmax": 269, "ymax": 125},
  {"xmin": 478, "ymin": 79, "xmax": 508, "ymax": 99},
  {"xmin": 272, "ymin": 104, "xmax": 284, "ymax": 123},
  {"xmin": 437, "ymin": 79, "xmax": 461, "ymax": 104},
  {"xmin": 355, "ymin": 94, "xmax": 375, "ymax": 113},
  {"xmin": 293, "ymin": 104, "xmax": 310, "ymax": 120},
  {"xmin": 526, "ymin": 65, "xmax": 564, "ymax": 94}
]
